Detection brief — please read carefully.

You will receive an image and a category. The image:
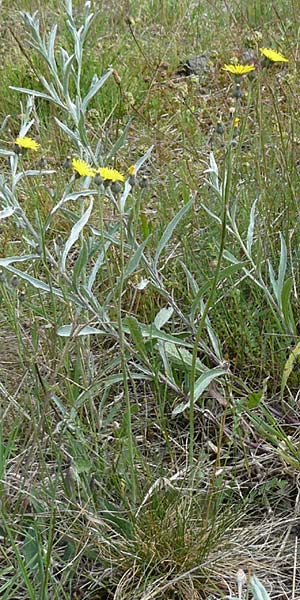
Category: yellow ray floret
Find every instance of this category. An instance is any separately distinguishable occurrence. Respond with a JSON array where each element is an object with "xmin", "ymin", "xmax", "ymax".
[
  {"xmin": 128, "ymin": 165, "xmax": 136, "ymax": 175},
  {"xmin": 96, "ymin": 167, "xmax": 124, "ymax": 182},
  {"xmin": 222, "ymin": 64, "xmax": 255, "ymax": 75},
  {"xmin": 260, "ymin": 47, "xmax": 288, "ymax": 63},
  {"xmin": 15, "ymin": 136, "xmax": 40, "ymax": 151},
  {"xmin": 72, "ymin": 158, "xmax": 95, "ymax": 177}
]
